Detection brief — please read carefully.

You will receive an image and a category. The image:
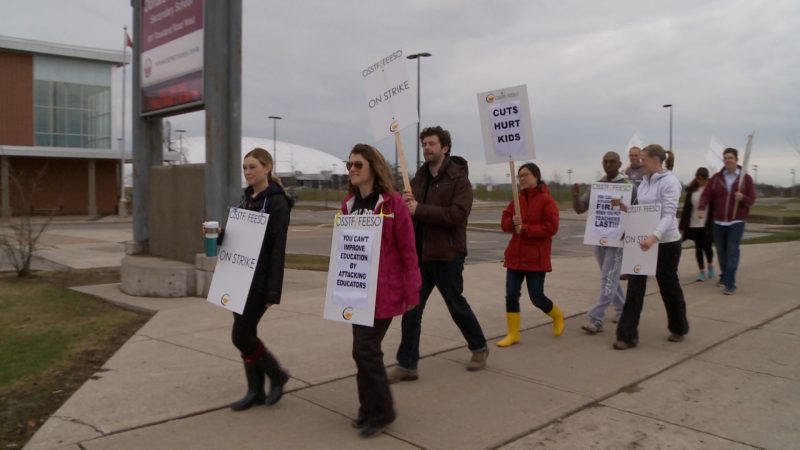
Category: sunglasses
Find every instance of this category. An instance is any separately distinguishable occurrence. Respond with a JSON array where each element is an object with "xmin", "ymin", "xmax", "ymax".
[{"xmin": 346, "ymin": 161, "xmax": 365, "ymax": 170}]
